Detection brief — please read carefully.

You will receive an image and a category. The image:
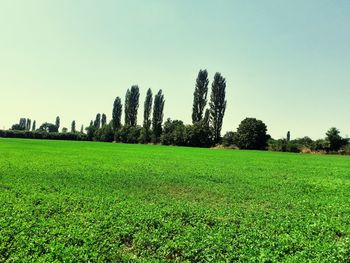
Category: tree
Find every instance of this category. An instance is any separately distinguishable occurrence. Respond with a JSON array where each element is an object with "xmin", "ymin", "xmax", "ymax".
[
  {"xmin": 32, "ymin": 120, "xmax": 36, "ymax": 131},
  {"xmin": 80, "ymin": 125, "xmax": 84, "ymax": 133},
  {"xmin": 326, "ymin": 127, "xmax": 348, "ymax": 152},
  {"xmin": 235, "ymin": 118, "xmax": 269, "ymax": 150},
  {"xmin": 143, "ymin": 88, "xmax": 153, "ymax": 130},
  {"xmin": 19, "ymin": 118, "xmax": 26, "ymax": 130},
  {"xmin": 192, "ymin": 69, "xmax": 209, "ymax": 123},
  {"xmin": 287, "ymin": 131, "xmax": 291, "ymax": 142},
  {"xmin": 139, "ymin": 88, "xmax": 153, "ymax": 143},
  {"xmin": 62, "ymin": 127, "xmax": 68, "ymax": 133},
  {"xmin": 94, "ymin": 113, "xmax": 101, "ymax": 129},
  {"xmin": 112, "ymin": 96, "xmax": 122, "ymax": 130},
  {"xmin": 39, "ymin": 123, "xmax": 58, "ymax": 133},
  {"xmin": 124, "ymin": 86, "xmax": 140, "ymax": 126},
  {"xmin": 222, "ymin": 131, "xmax": 236, "ymax": 147},
  {"xmin": 55, "ymin": 116, "xmax": 60, "ymax": 130},
  {"xmin": 26, "ymin": 119, "xmax": 31, "ymax": 131},
  {"xmin": 161, "ymin": 118, "xmax": 186, "ymax": 146},
  {"xmin": 152, "ymin": 89, "xmax": 165, "ymax": 142},
  {"xmin": 71, "ymin": 120, "xmax": 76, "ymax": 133},
  {"xmin": 209, "ymin": 73, "xmax": 227, "ymax": 143},
  {"xmin": 184, "ymin": 122, "xmax": 213, "ymax": 147},
  {"xmin": 101, "ymin": 113, "xmax": 107, "ymax": 126}
]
